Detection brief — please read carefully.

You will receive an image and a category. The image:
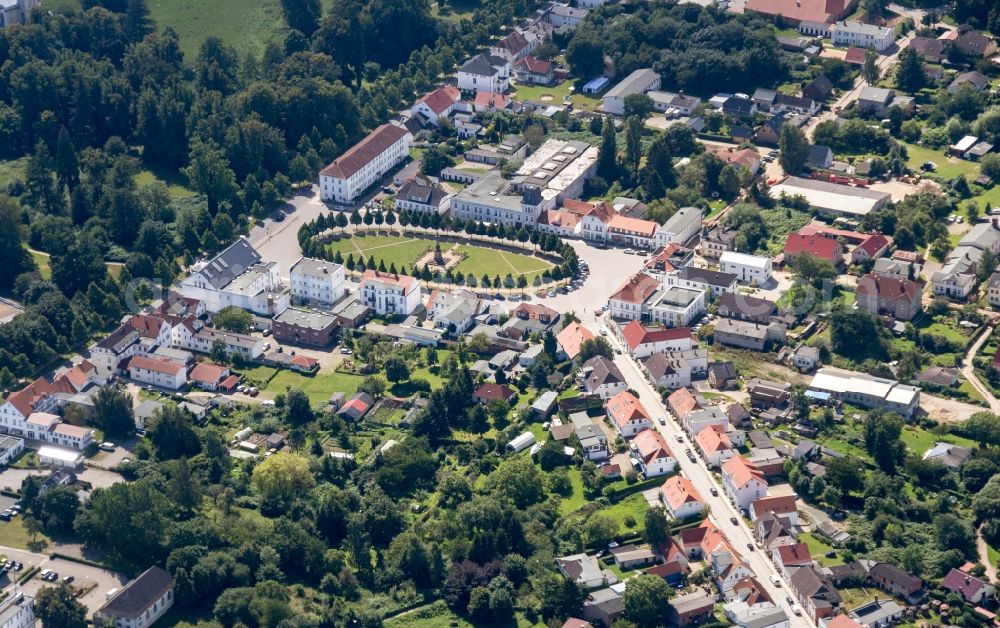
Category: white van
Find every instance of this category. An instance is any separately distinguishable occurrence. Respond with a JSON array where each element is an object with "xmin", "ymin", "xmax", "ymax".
[{"xmin": 769, "ymin": 574, "xmax": 782, "ymax": 587}]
